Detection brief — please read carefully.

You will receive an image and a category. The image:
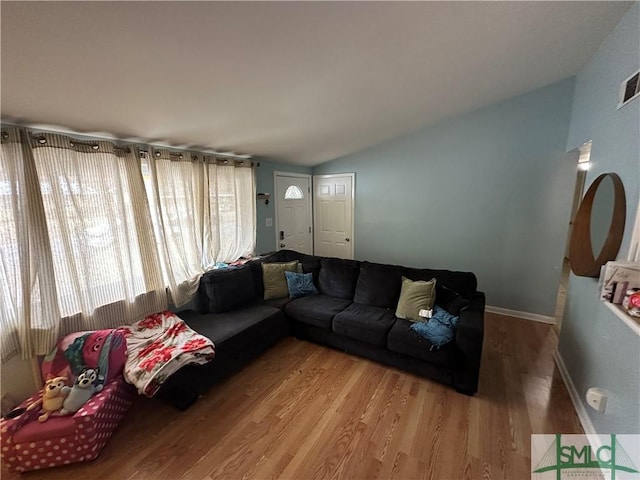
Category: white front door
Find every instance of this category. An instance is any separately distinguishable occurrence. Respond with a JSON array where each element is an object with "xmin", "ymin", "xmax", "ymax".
[
  {"xmin": 313, "ymin": 174, "xmax": 354, "ymax": 259},
  {"xmin": 275, "ymin": 173, "xmax": 313, "ymax": 254}
]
